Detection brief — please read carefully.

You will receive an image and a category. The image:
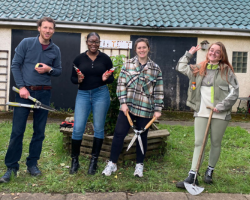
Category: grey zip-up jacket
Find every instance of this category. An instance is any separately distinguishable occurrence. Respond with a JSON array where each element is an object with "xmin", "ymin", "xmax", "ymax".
[{"xmin": 176, "ymin": 51, "xmax": 239, "ymax": 119}]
